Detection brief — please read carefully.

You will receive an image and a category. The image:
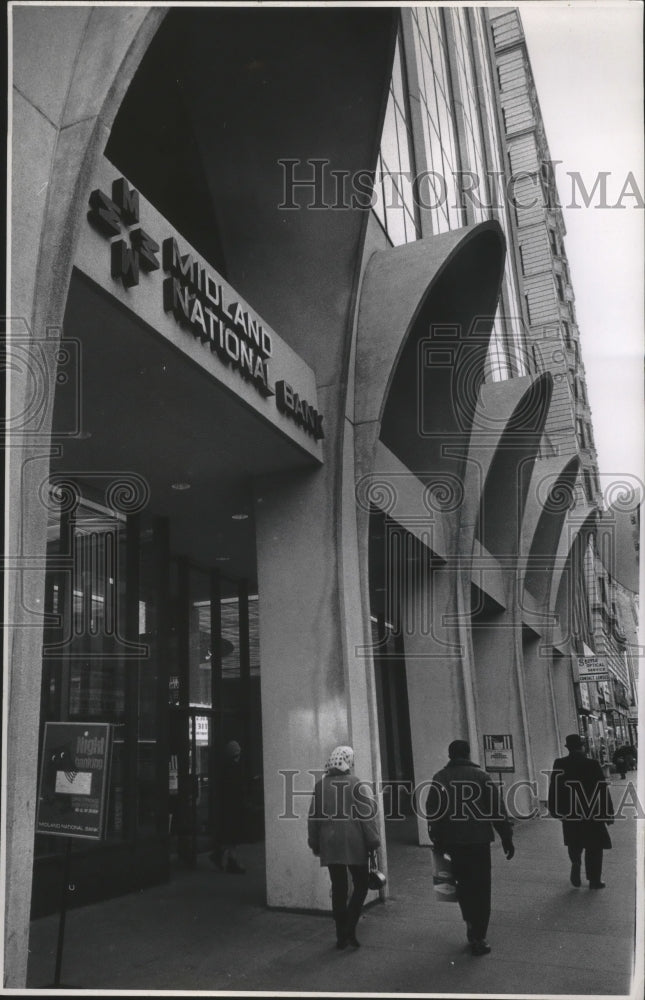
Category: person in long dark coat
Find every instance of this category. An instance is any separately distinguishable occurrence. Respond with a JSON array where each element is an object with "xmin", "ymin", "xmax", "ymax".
[
  {"xmin": 308, "ymin": 745, "xmax": 381, "ymax": 950},
  {"xmin": 548, "ymin": 733, "xmax": 614, "ymax": 889},
  {"xmin": 613, "ymin": 746, "xmax": 628, "ymax": 780},
  {"xmin": 210, "ymin": 740, "xmax": 248, "ymax": 874}
]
